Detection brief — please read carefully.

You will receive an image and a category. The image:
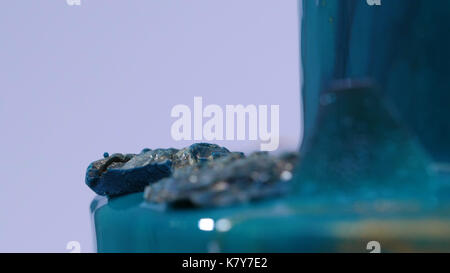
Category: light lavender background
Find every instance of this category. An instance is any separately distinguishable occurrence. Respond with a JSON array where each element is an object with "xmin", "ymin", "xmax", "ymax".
[{"xmin": 0, "ymin": 0, "xmax": 301, "ymax": 252}]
